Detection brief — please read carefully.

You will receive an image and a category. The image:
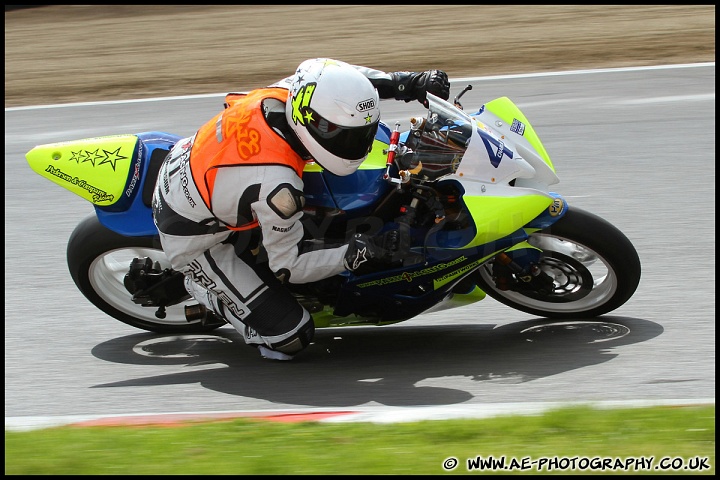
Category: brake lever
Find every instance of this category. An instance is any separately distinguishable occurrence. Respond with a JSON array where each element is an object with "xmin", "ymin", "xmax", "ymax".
[{"xmin": 453, "ymin": 84, "xmax": 473, "ymax": 110}]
